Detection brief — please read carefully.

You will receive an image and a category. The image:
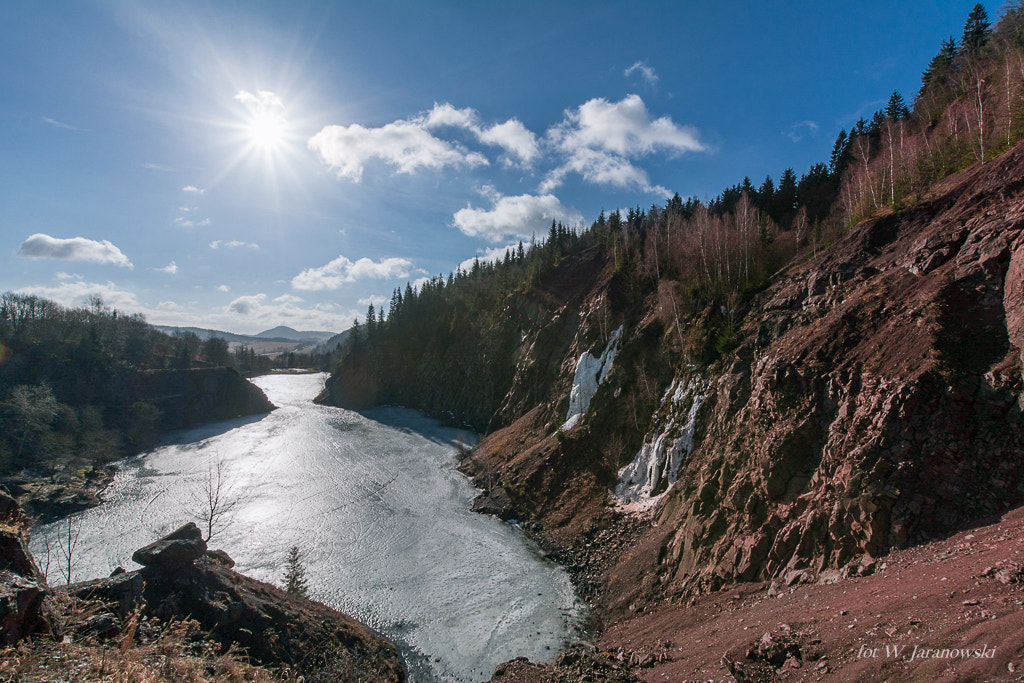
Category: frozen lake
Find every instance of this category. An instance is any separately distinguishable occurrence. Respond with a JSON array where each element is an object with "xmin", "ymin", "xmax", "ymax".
[{"xmin": 32, "ymin": 372, "xmax": 585, "ymax": 682}]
